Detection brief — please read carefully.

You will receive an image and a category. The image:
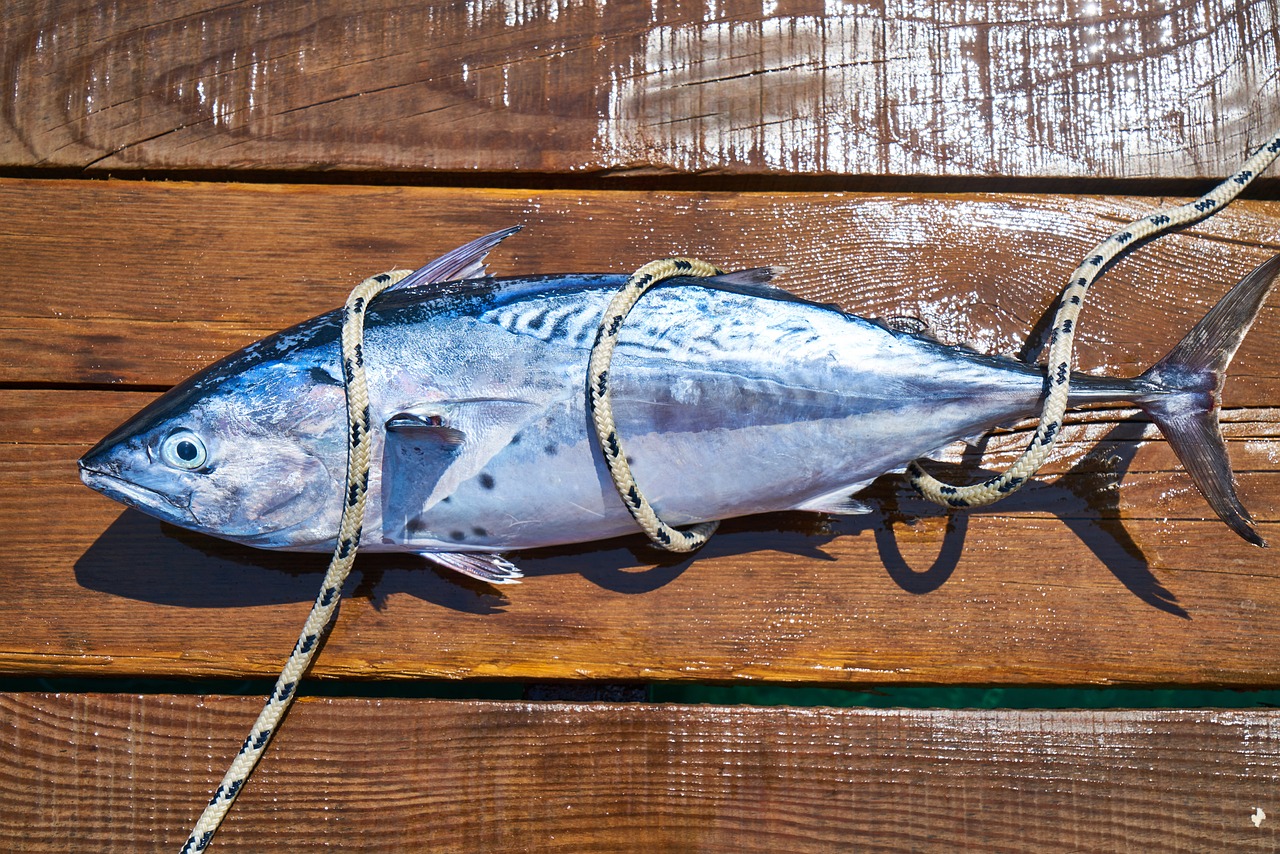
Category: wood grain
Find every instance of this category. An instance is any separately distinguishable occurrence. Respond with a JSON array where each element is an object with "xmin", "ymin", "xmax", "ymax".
[
  {"xmin": 3, "ymin": 178, "xmax": 1280, "ymax": 392},
  {"xmin": 7, "ymin": 3, "xmax": 1279, "ymax": 849},
  {"xmin": 2, "ymin": 0, "xmax": 1277, "ymax": 178},
  {"xmin": 3, "ymin": 693, "xmax": 1279, "ymax": 852}
]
